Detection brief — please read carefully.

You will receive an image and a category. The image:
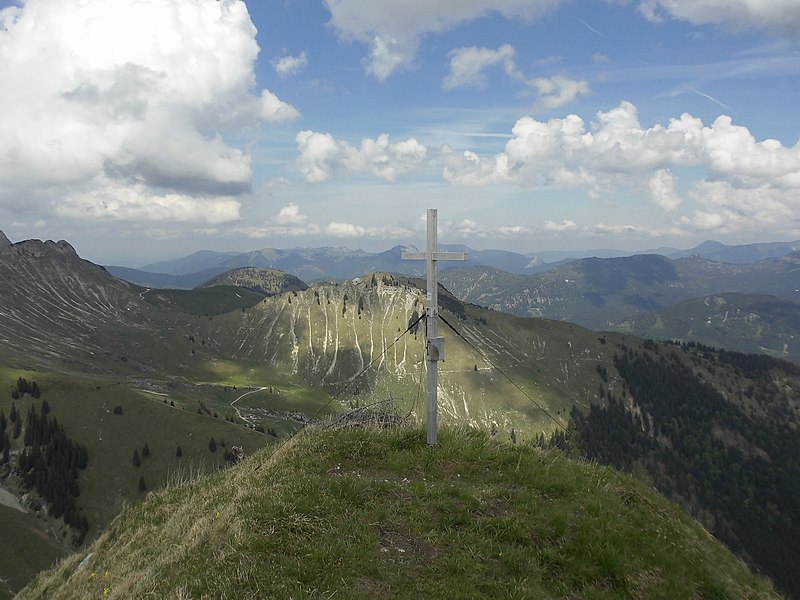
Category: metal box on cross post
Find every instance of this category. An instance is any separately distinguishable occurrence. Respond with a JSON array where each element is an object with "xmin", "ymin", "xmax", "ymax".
[{"xmin": 428, "ymin": 336, "xmax": 445, "ymax": 362}]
